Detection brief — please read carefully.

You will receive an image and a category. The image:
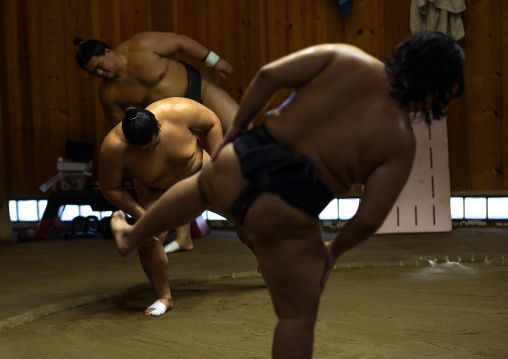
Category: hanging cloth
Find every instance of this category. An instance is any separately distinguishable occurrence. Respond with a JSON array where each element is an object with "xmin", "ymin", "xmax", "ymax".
[
  {"xmin": 410, "ymin": 0, "xmax": 466, "ymax": 41},
  {"xmin": 337, "ymin": 0, "xmax": 353, "ymax": 19}
]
